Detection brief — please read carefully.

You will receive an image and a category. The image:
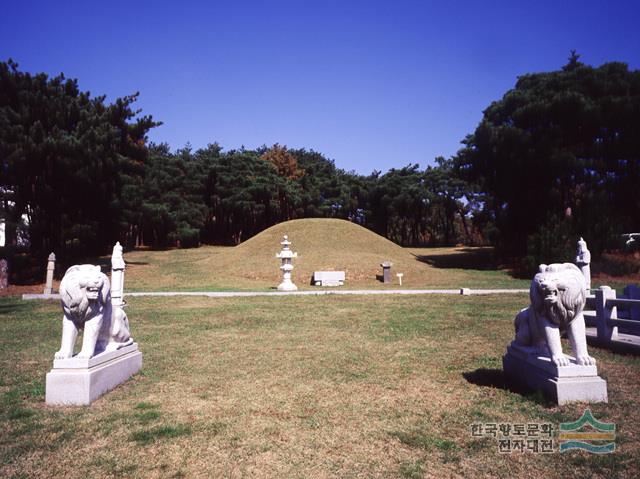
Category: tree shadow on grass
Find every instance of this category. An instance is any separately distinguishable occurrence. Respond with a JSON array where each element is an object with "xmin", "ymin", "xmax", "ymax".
[
  {"xmin": 0, "ymin": 296, "xmax": 31, "ymax": 316},
  {"xmin": 59, "ymin": 258, "xmax": 148, "ymax": 275},
  {"xmin": 463, "ymin": 368, "xmax": 554, "ymax": 406},
  {"xmin": 413, "ymin": 247, "xmax": 533, "ymax": 279},
  {"xmin": 413, "ymin": 247, "xmax": 498, "ymax": 270}
]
